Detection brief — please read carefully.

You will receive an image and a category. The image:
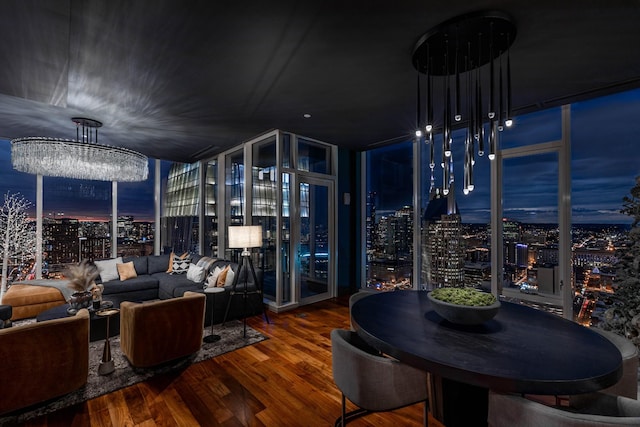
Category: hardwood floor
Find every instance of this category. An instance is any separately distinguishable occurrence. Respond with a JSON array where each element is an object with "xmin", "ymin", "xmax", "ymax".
[{"xmin": 22, "ymin": 297, "xmax": 443, "ymax": 427}]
